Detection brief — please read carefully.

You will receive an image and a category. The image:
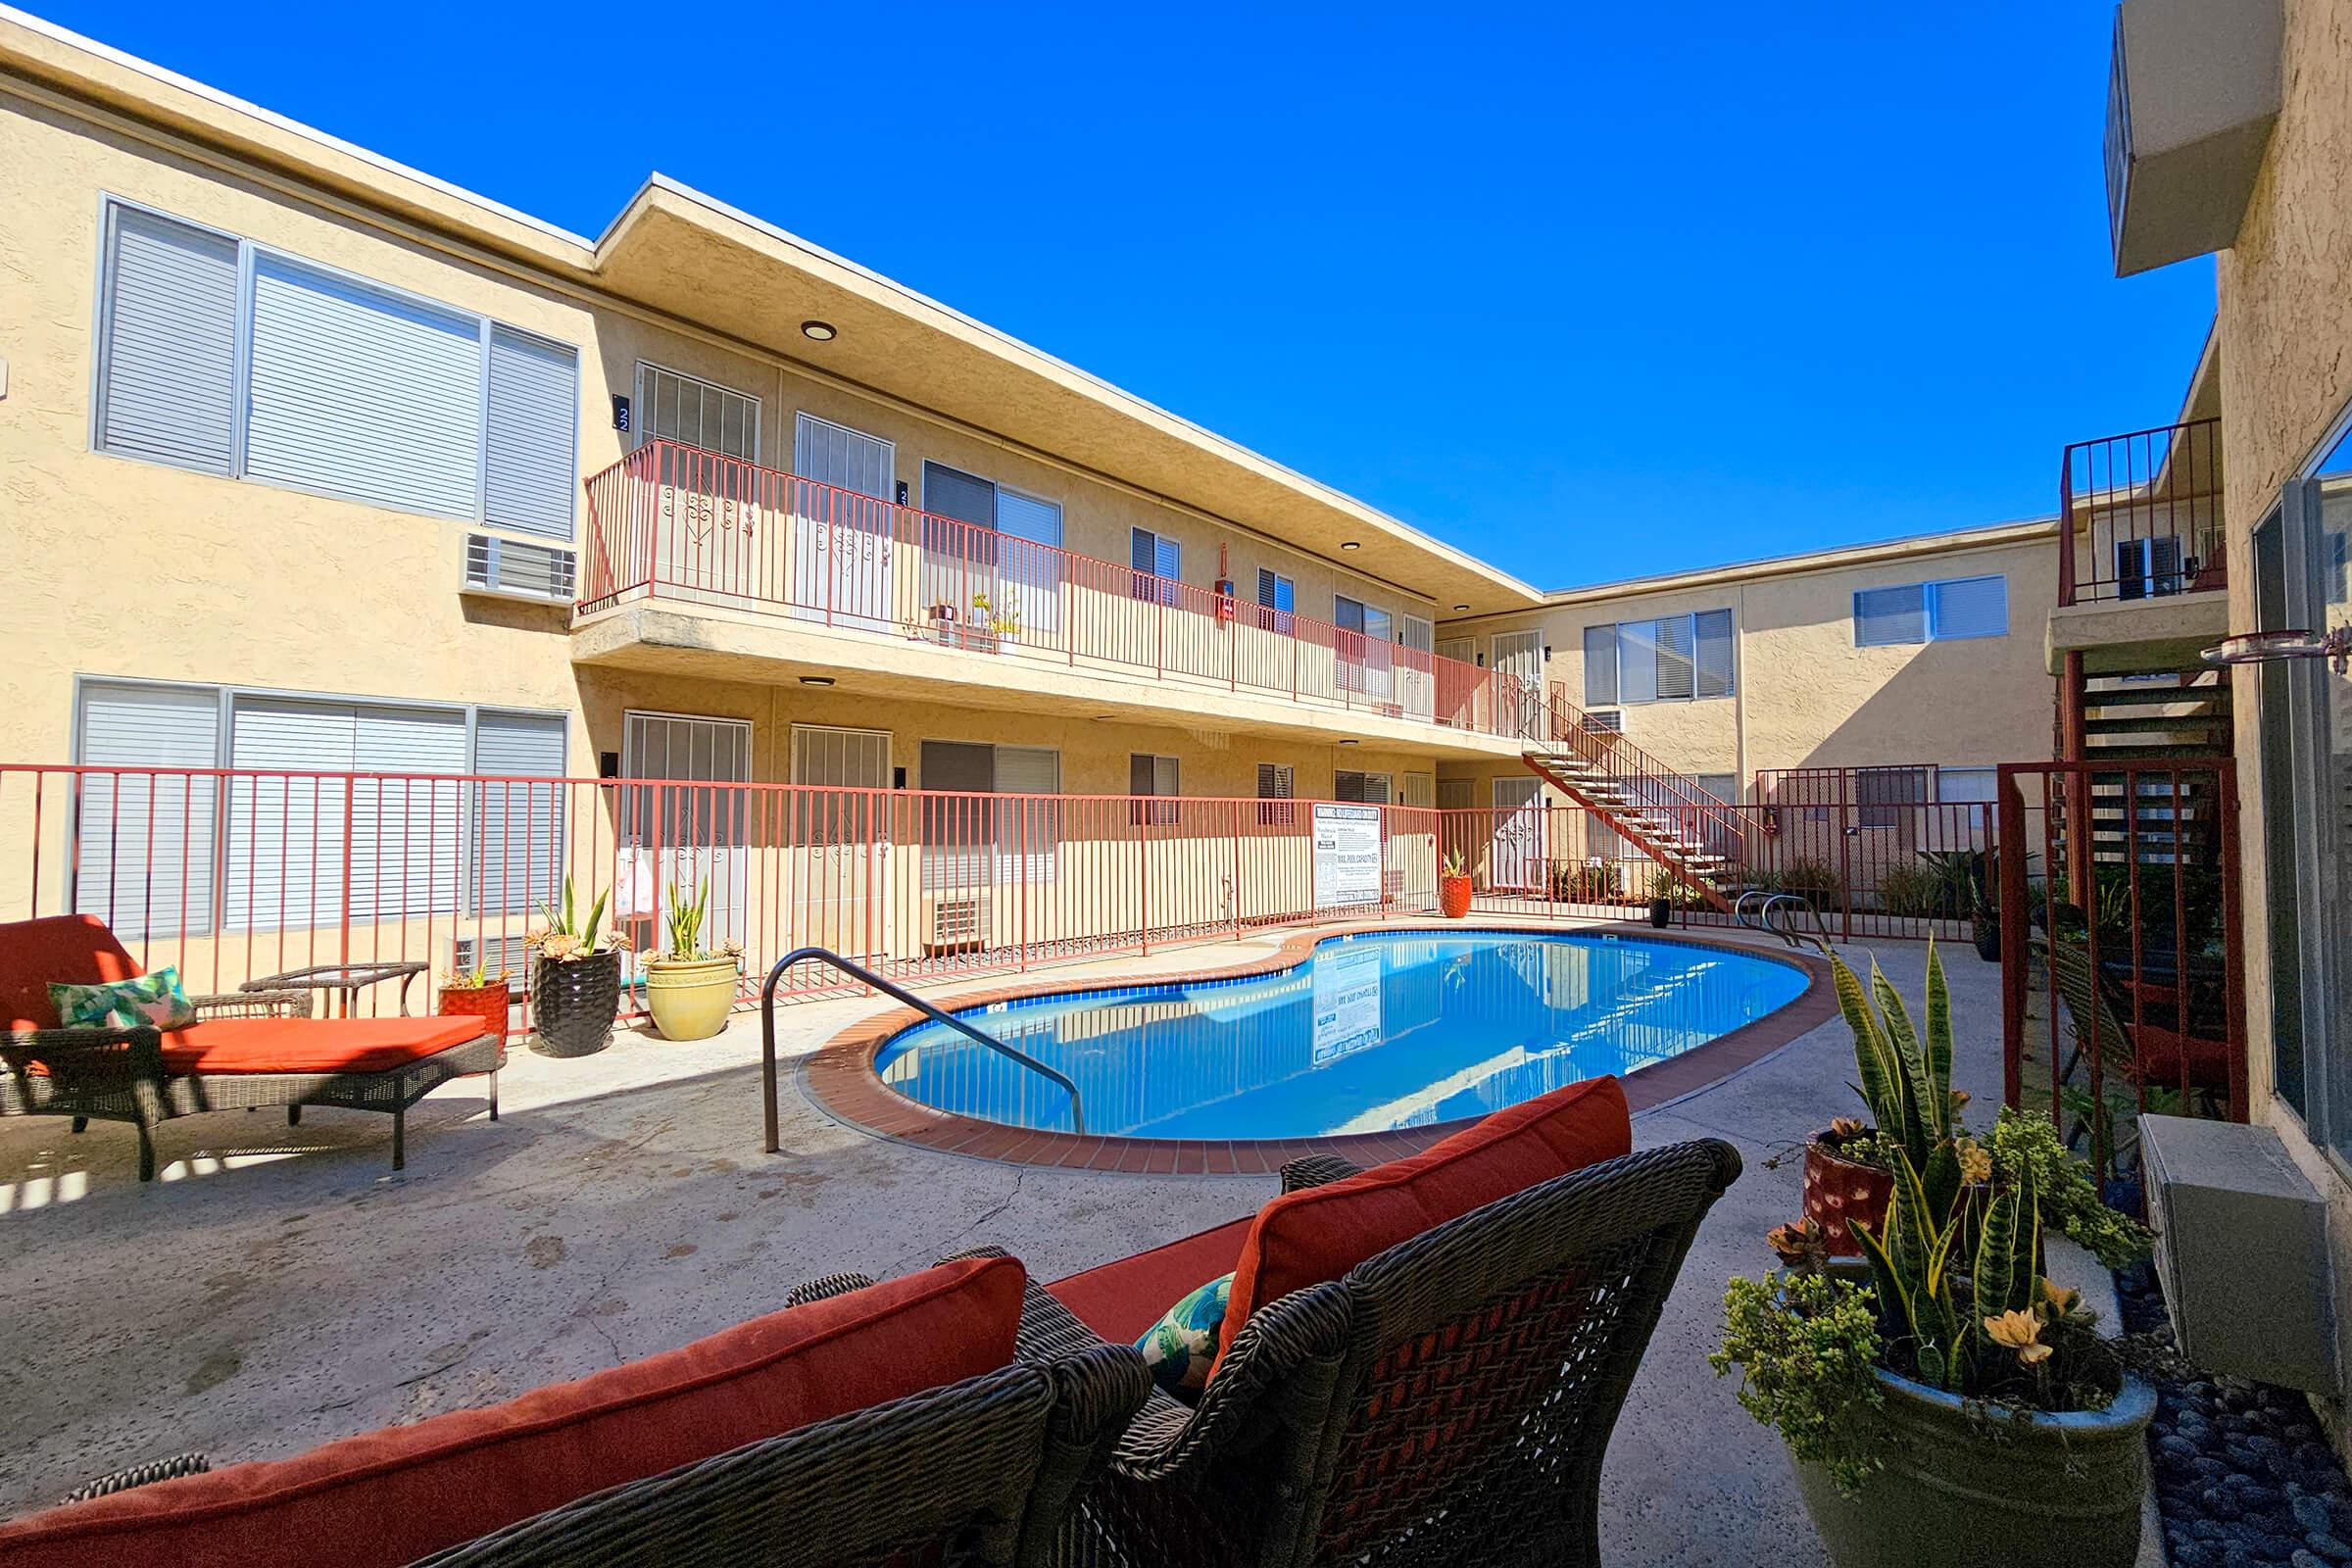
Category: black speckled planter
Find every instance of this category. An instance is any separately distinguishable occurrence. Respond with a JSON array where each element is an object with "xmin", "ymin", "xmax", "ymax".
[{"xmin": 531, "ymin": 950, "xmax": 620, "ymax": 1057}]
